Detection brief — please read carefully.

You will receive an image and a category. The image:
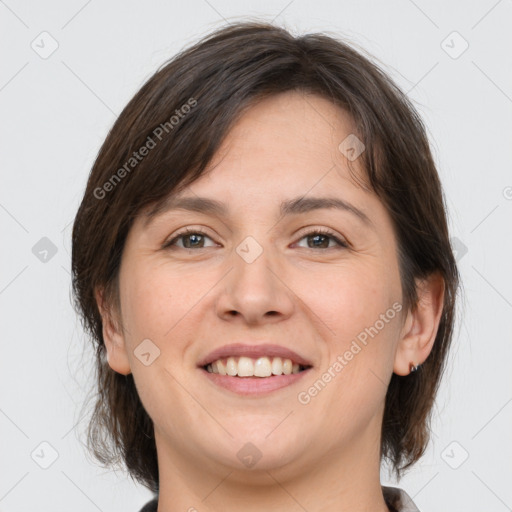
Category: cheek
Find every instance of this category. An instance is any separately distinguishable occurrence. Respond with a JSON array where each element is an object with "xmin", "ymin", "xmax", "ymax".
[
  {"xmin": 297, "ymin": 259, "xmax": 402, "ymax": 408},
  {"xmin": 119, "ymin": 260, "xmax": 202, "ymax": 340},
  {"xmin": 302, "ymin": 273, "xmax": 400, "ymax": 436},
  {"xmin": 117, "ymin": 264, "xmax": 206, "ymax": 431},
  {"xmin": 300, "ymin": 261, "xmax": 399, "ymax": 339}
]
